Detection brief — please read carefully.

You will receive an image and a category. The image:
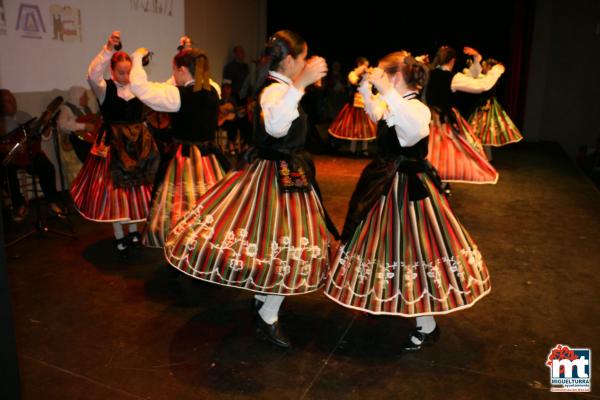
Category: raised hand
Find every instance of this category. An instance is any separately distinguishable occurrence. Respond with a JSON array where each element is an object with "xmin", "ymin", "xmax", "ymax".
[
  {"xmin": 107, "ymin": 31, "xmax": 121, "ymax": 51},
  {"xmin": 463, "ymin": 46, "xmax": 482, "ymax": 63},
  {"xmin": 415, "ymin": 54, "xmax": 430, "ymax": 64},
  {"xmin": 366, "ymin": 67, "xmax": 393, "ymax": 95},
  {"xmin": 294, "ymin": 56, "xmax": 328, "ymax": 90},
  {"xmin": 179, "ymin": 36, "xmax": 192, "ymax": 49}
]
